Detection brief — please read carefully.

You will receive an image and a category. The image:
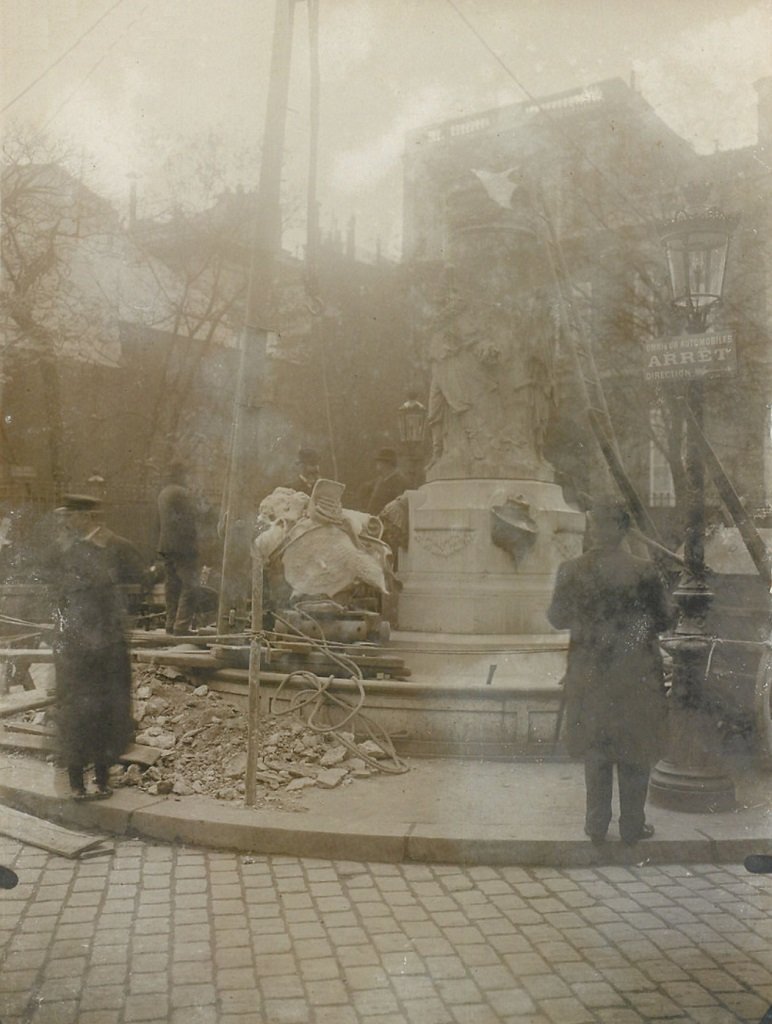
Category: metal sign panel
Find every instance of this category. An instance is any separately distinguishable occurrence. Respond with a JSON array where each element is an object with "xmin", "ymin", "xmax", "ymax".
[{"xmin": 644, "ymin": 331, "xmax": 736, "ymax": 382}]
